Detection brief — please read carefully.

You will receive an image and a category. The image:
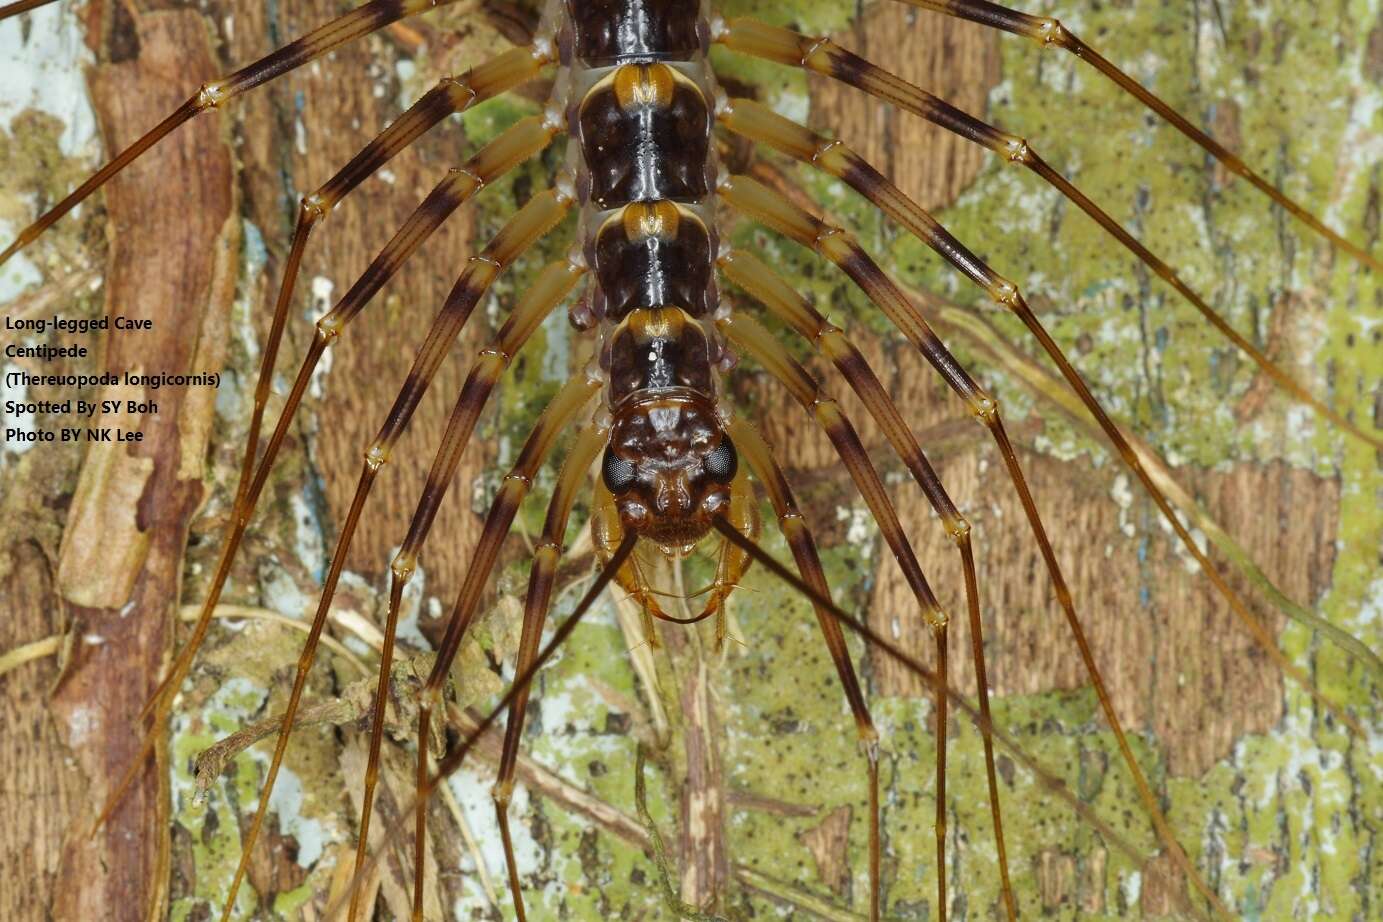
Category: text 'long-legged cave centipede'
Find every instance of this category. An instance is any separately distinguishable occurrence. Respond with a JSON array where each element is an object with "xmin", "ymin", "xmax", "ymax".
[{"xmin": 0, "ymin": 0, "xmax": 1378, "ymax": 919}]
